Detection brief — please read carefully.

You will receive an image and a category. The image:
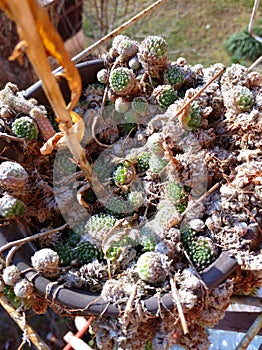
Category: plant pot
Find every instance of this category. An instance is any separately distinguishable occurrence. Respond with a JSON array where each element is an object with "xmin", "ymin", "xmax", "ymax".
[{"xmin": 0, "ymin": 59, "xmax": 239, "ymax": 318}]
